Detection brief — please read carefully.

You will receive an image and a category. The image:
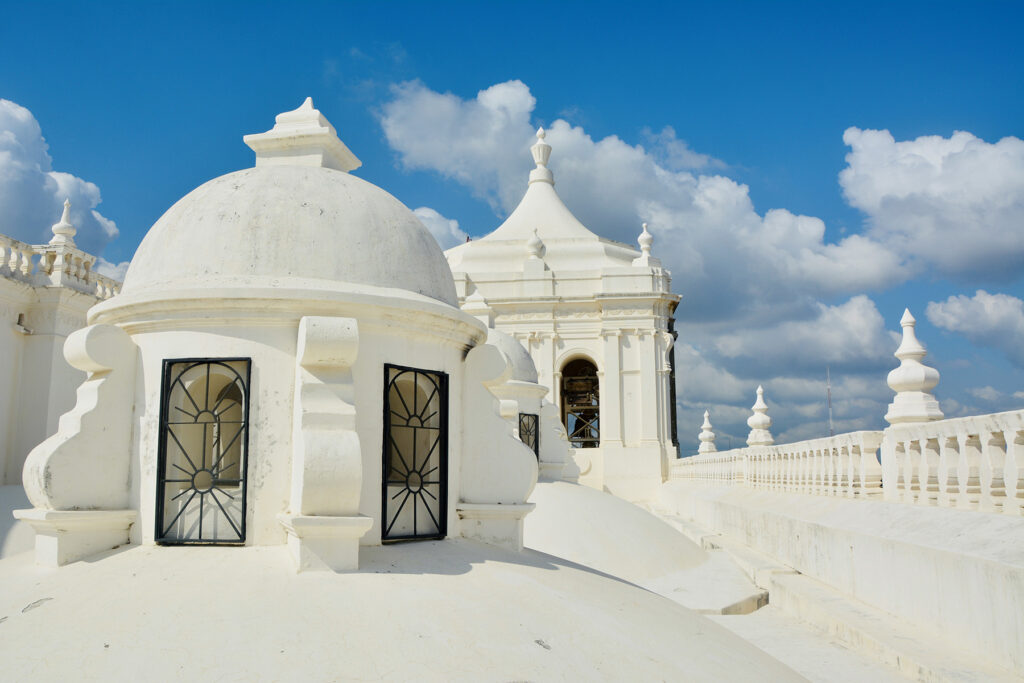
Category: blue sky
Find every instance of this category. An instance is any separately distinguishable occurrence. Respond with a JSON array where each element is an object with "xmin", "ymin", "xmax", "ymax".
[{"xmin": 2, "ymin": 1, "xmax": 1023, "ymax": 450}]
